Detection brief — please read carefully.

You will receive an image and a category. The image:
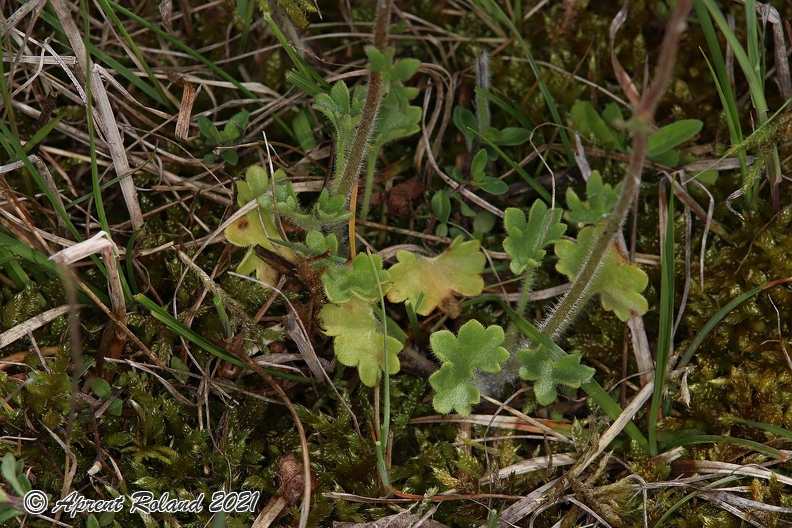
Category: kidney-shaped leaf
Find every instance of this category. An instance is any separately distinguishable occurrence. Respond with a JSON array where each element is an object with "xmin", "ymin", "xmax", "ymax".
[
  {"xmin": 429, "ymin": 320, "xmax": 509, "ymax": 416},
  {"xmin": 387, "ymin": 237, "xmax": 485, "ymax": 317}
]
